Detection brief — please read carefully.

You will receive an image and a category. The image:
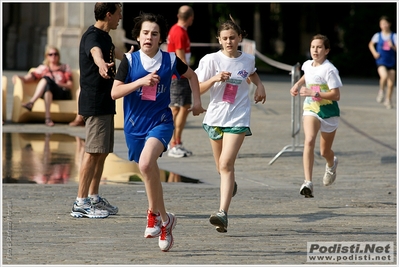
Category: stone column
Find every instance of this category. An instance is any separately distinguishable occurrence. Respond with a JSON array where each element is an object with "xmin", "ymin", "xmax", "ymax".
[
  {"xmin": 48, "ymin": 3, "xmax": 126, "ymax": 70},
  {"xmin": 3, "ymin": 3, "xmax": 49, "ymax": 70}
]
